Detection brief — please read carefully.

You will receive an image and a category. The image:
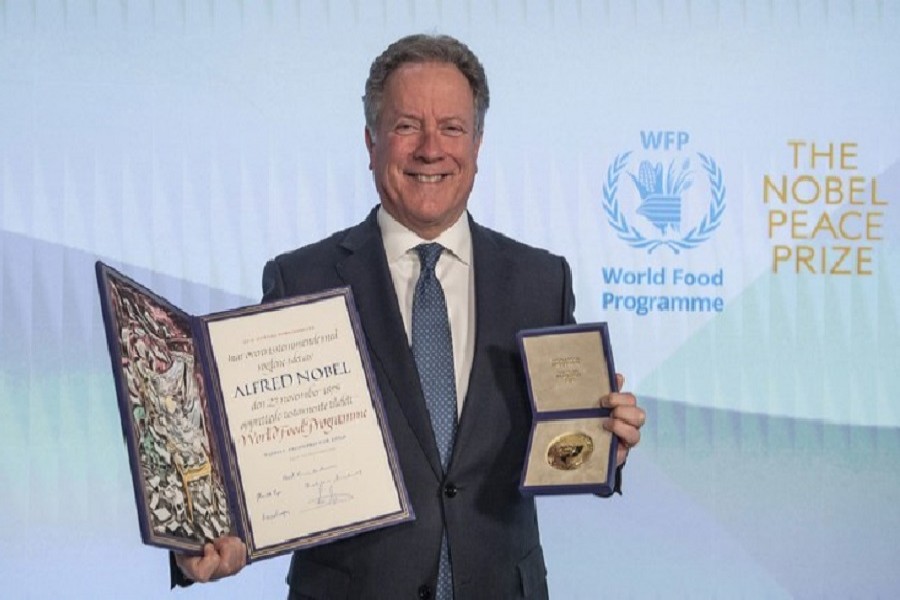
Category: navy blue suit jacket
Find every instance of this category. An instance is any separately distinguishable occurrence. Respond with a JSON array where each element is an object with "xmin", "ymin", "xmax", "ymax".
[{"xmin": 261, "ymin": 208, "xmax": 576, "ymax": 599}]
